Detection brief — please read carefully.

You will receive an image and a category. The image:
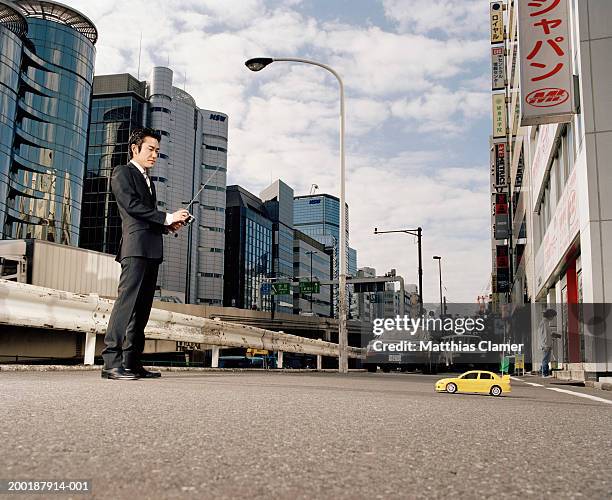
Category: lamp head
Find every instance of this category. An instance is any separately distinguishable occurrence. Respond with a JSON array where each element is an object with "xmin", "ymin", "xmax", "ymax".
[
  {"xmin": 433, "ymin": 256, "xmax": 441, "ymax": 260},
  {"xmin": 245, "ymin": 58, "xmax": 274, "ymax": 71}
]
